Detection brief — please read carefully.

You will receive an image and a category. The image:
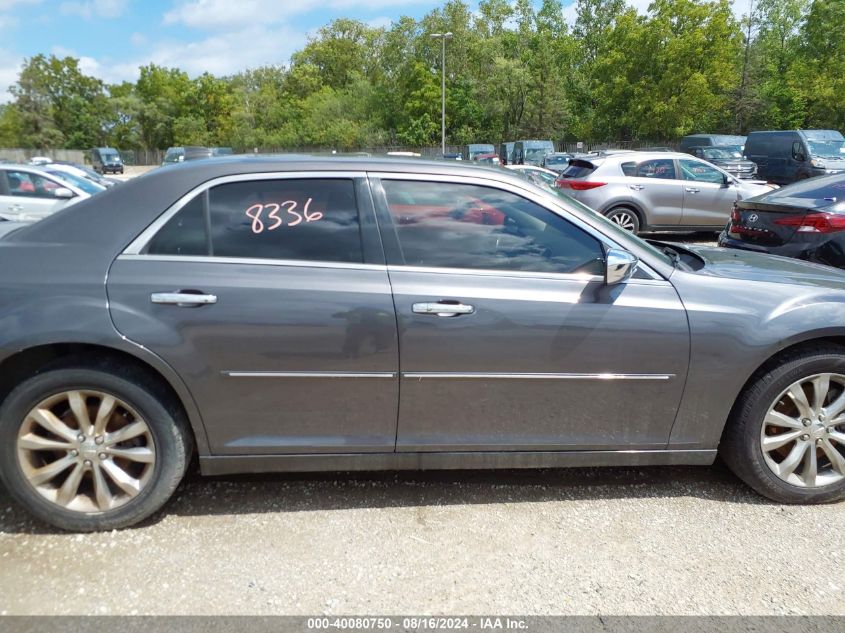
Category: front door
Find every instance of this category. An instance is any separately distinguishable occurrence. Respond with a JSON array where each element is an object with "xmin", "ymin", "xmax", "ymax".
[
  {"xmin": 622, "ymin": 158, "xmax": 684, "ymax": 227},
  {"xmin": 678, "ymin": 158, "xmax": 738, "ymax": 227},
  {"xmin": 107, "ymin": 174, "xmax": 399, "ymax": 455},
  {"xmin": 372, "ymin": 176, "xmax": 689, "ymax": 452}
]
